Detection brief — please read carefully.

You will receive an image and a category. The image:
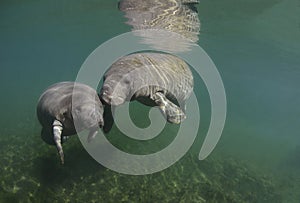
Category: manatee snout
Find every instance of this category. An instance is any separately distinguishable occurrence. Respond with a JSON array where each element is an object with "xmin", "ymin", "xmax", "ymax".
[
  {"xmin": 100, "ymin": 82, "xmax": 128, "ymax": 106},
  {"xmin": 73, "ymin": 104, "xmax": 104, "ymax": 144},
  {"xmin": 73, "ymin": 103, "xmax": 104, "ymax": 130}
]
